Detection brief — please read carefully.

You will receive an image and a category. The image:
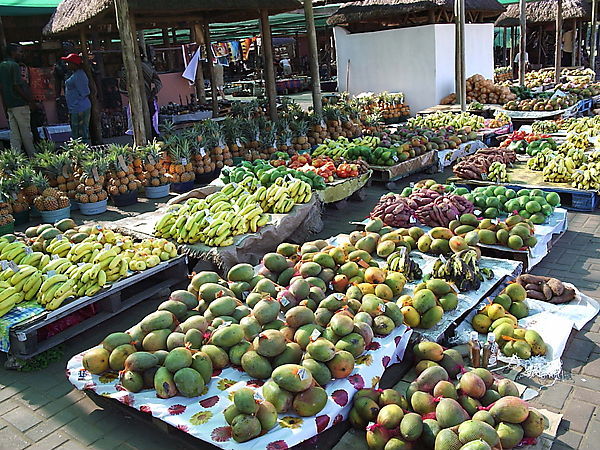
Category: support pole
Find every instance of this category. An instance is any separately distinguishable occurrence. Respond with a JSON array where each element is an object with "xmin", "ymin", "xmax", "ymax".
[
  {"xmin": 79, "ymin": 28, "xmax": 102, "ymax": 145},
  {"xmin": 503, "ymin": 26, "xmax": 508, "ymax": 66},
  {"xmin": 192, "ymin": 24, "xmax": 206, "ymax": 104},
  {"xmin": 203, "ymin": 22, "xmax": 219, "ymax": 118},
  {"xmin": 132, "ymin": 20, "xmax": 152, "ymax": 139},
  {"xmin": 510, "ymin": 27, "xmax": 516, "ymax": 75},
  {"xmin": 519, "ymin": 0, "xmax": 527, "ymax": 86},
  {"xmin": 572, "ymin": 19, "xmax": 578, "ymax": 66},
  {"xmin": 538, "ymin": 25, "xmax": 543, "ymax": 66},
  {"xmin": 0, "ymin": 17, "xmax": 7, "ymax": 55},
  {"xmin": 259, "ymin": 9, "xmax": 278, "ymax": 121},
  {"xmin": 455, "ymin": 0, "xmax": 466, "ymax": 111},
  {"xmin": 304, "ymin": 0, "xmax": 322, "ymax": 117},
  {"xmin": 114, "ymin": 0, "xmax": 146, "ymax": 144},
  {"xmin": 592, "ymin": 0, "xmax": 598, "ymax": 70},
  {"xmin": 555, "ymin": 0, "xmax": 563, "ymax": 83}
]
